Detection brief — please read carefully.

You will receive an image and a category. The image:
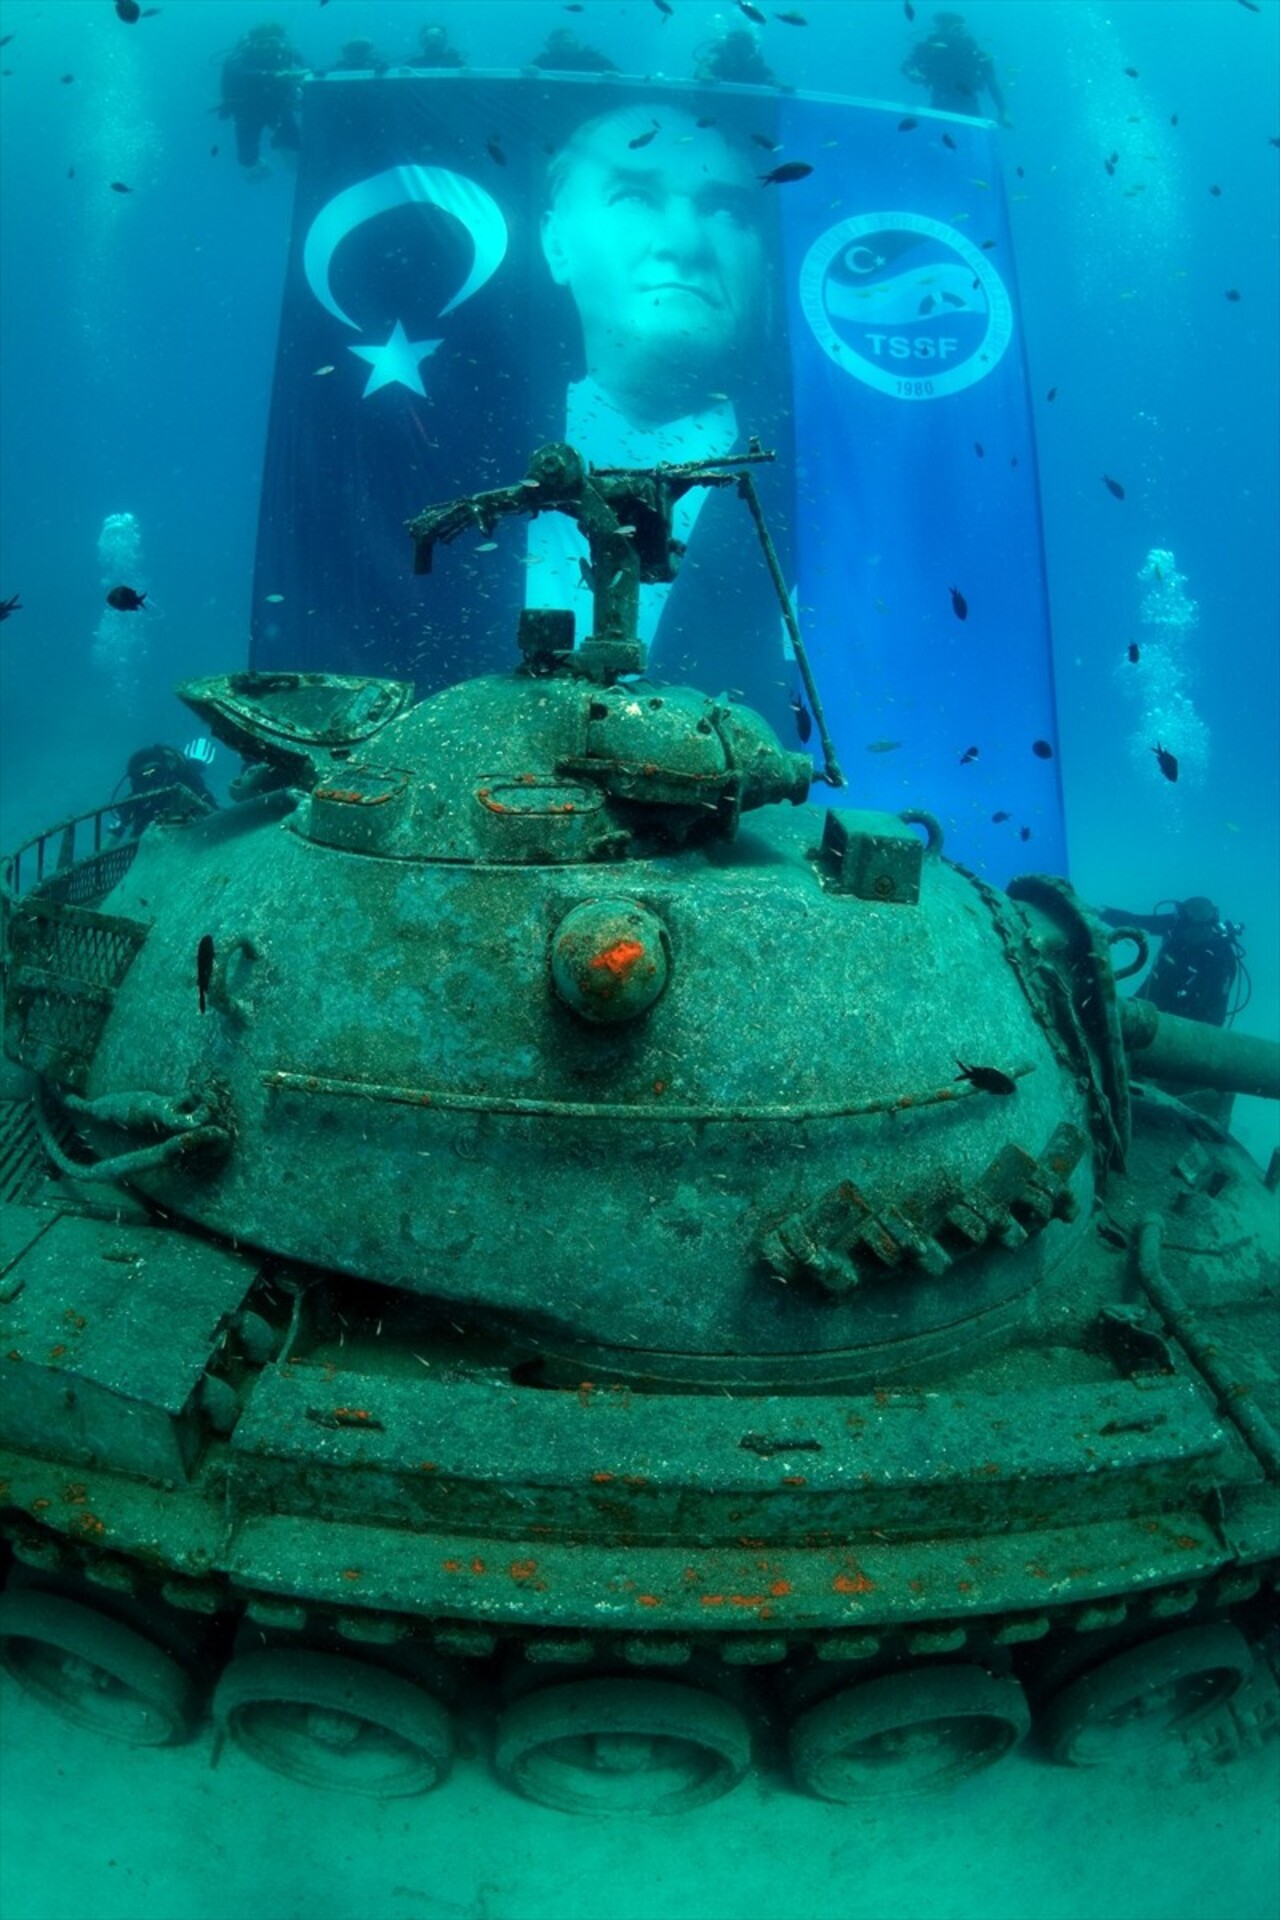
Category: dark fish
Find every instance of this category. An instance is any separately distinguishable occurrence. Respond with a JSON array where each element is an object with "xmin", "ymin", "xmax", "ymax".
[
  {"xmin": 973, "ymin": 440, "xmax": 984, "ymax": 457},
  {"xmin": 1103, "ymin": 474, "xmax": 1125, "ymax": 500},
  {"xmin": 106, "ymin": 584, "xmax": 146, "ymax": 611},
  {"xmin": 918, "ymin": 295, "xmax": 936, "ymax": 315},
  {"xmin": 0, "ymin": 36, "xmax": 13, "ymax": 48},
  {"xmin": 1225, "ymin": 288, "xmax": 1242, "ymax": 301},
  {"xmin": 1127, "ymin": 642, "xmax": 1140, "ymax": 663},
  {"xmin": 696, "ymin": 116, "xmax": 717, "ymax": 128},
  {"xmin": 0, "ymin": 594, "xmax": 21, "ymax": 621},
  {"xmin": 775, "ymin": 9, "xmax": 808, "ymax": 23},
  {"xmin": 67, "ymin": 165, "xmax": 76, "ymax": 178},
  {"xmin": 1031, "ymin": 738, "xmax": 1053, "ymax": 759},
  {"xmin": 1104, "ymin": 160, "xmax": 1116, "ymax": 177},
  {"xmin": 1109, "ymin": 151, "xmax": 1120, "ymax": 164},
  {"xmin": 1209, "ymin": 184, "xmax": 1221, "ymax": 196},
  {"xmin": 790, "ymin": 694, "xmax": 813, "ymax": 745},
  {"xmin": 991, "ymin": 810, "xmax": 1011, "ymax": 824},
  {"xmin": 1123, "ymin": 66, "xmax": 1139, "ymax": 78},
  {"xmin": 949, "ymin": 585, "xmax": 968, "ymax": 621},
  {"xmin": 564, "ymin": 3, "xmax": 585, "ymax": 9},
  {"xmin": 115, "ymin": 0, "xmax": 141, "ymax": 20},
  {"xmin": 941, "ymin": 290, "xmax": 964, "ymax": 308},
  {"xmin": 866, "ymin": 739, "xmax": 903, "ymax": 754},
  {"xmin": 1046, "ymin": 386, "xmax": 1058, "ymax": 401},
  {"xmin": 653, "ymin": 0, "xmax": 673, "ymax": 16},
  {"xmin": 956, "ymin": 1060, "xmax": 1017, "ymax": 1096},
  {"xmin": 941, "ymin": 133, "xmax": 957, "ymax": 150},
  {"xmin": 737, "ymin": 0, "xmax": 768, "ymax": 21},
  {"xmin": 486, "ymin": 136, "xmax": 506, "ymax": 165},
  {"xmin": 628, "ymin": 124, "xmax": 659, "ymax": 151},
  {"xmin": 210, "ymin": 146, "xmax": 217, "ymax": 157},
  {"xmin": 1171, "ymin": 114, "xmax": 1178, "ymax": 126},
  {"xmin": 1019, "ymin": 825, "xmax": 1032, "ymax": 841},
  {"xmin": 1237, "ymin": 0, "xmax": 1260, "ymax": 11},
  {"xmin": 980, "ymin": 239, "xmax": 996, "ymax": 250},
  {"xmin": 197, "ymin": 935, "xmax": 215, "ymax": 1015},
  {"xmin": 110, "ymin": 180, "xmax": 133, "ymax": 193},
  {"xmin": 60, "ymin": 74, "xmax": 75, "ymax": 84},
  {"xmin": 760, "ymin": 161, "xmax": 813, "ymax": 185},
  {"xmin": 1010, "ymin": 455, "xmax": 1019, "ymax": 467},
  {"xmin": 751, "ymin": 132, "xmax": 782, "ymax": 150},
  {"xmin": 1271, "ymin": 138, "xmax": 1280, "ymax": 149},
  {"xmin": 959, "ymin": 745, "xmax": 979, "ymax": 765},
  {"xmin": 898, "ymin": 117, "xmax": 919, "ymax": 132},
  {"xmin": 1016, "ymin": 164, "xmax": 1025, "ymax": 177},
  {"xmin": 1152, "ymin": 742, "xmax": 1179, "ymax": 783},
  {"xmin": 904, "ymin": 0, "xmax": 915, "ymax": 19}
]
